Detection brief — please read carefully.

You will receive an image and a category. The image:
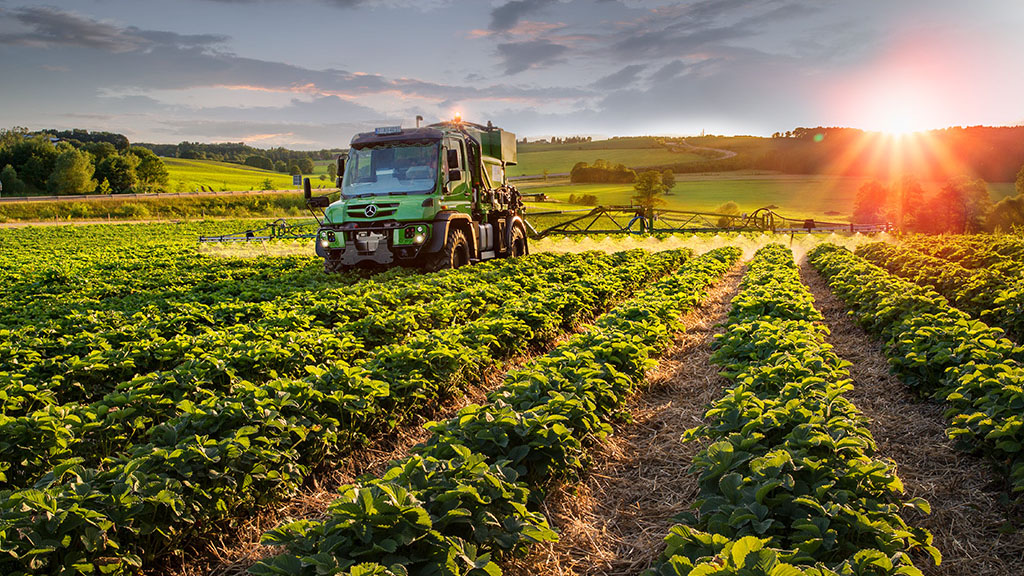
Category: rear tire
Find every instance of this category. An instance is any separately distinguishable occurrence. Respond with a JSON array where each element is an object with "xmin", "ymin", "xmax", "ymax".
[{"xmin": 423, "ymin": 228, "xmax": 470, "ymax": 272}]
